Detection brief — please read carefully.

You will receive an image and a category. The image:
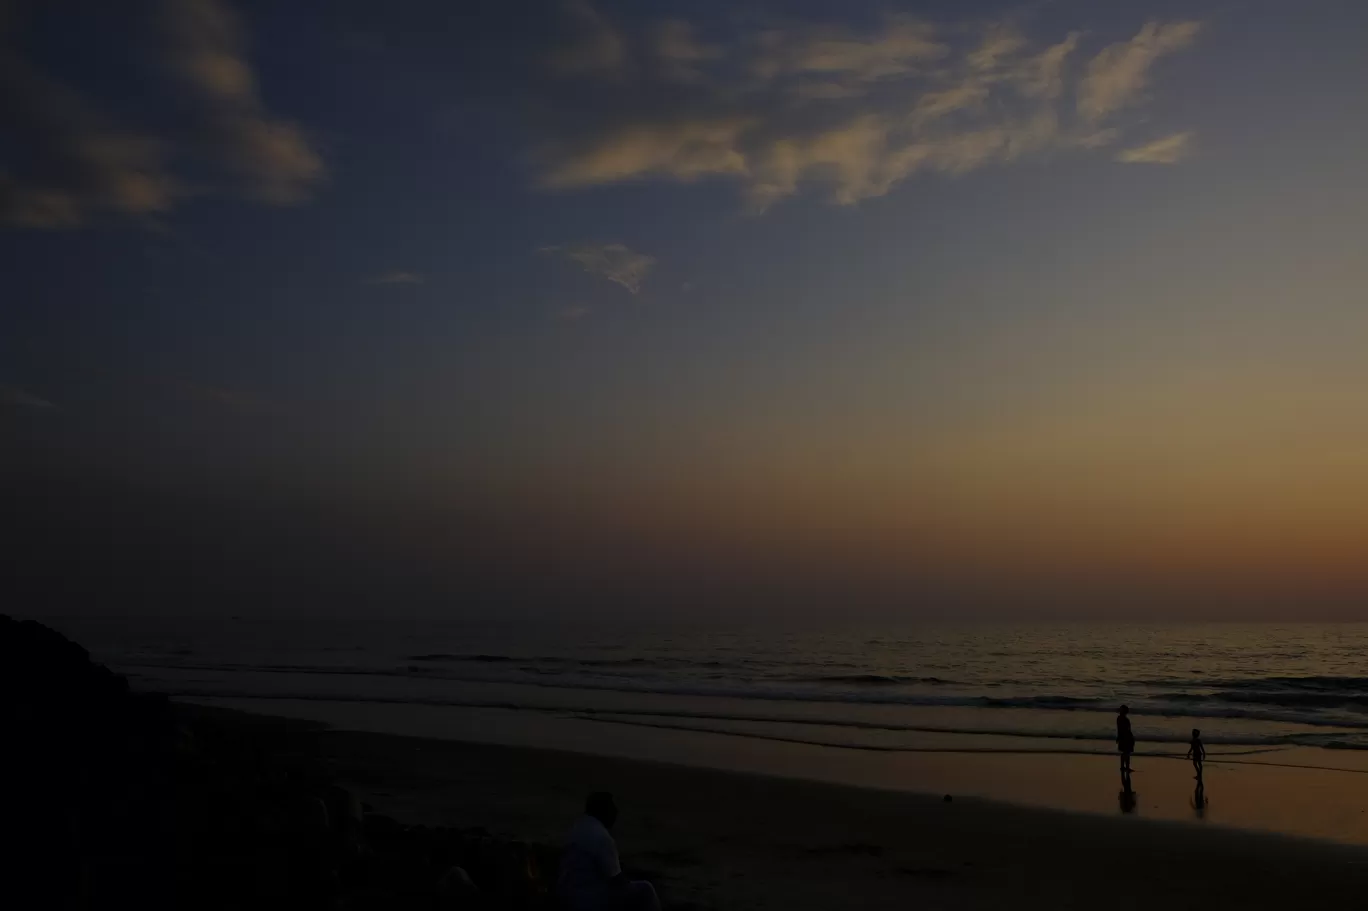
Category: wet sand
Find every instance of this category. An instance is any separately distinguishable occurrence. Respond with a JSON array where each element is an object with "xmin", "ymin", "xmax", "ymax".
[
  {"xmin": 302, "ymin": 725, "xmax": 1368, "ymax": 910},
  {"xmin": 202, "ymin": 695, "xmax": 1368, "ymax": 847}
]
